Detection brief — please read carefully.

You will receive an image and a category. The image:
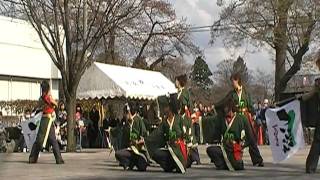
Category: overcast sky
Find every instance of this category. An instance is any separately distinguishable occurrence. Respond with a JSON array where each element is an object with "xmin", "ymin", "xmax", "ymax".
[{"xmin": 170, "ymin": 0, "xmax": 274, "ymax": 73}]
